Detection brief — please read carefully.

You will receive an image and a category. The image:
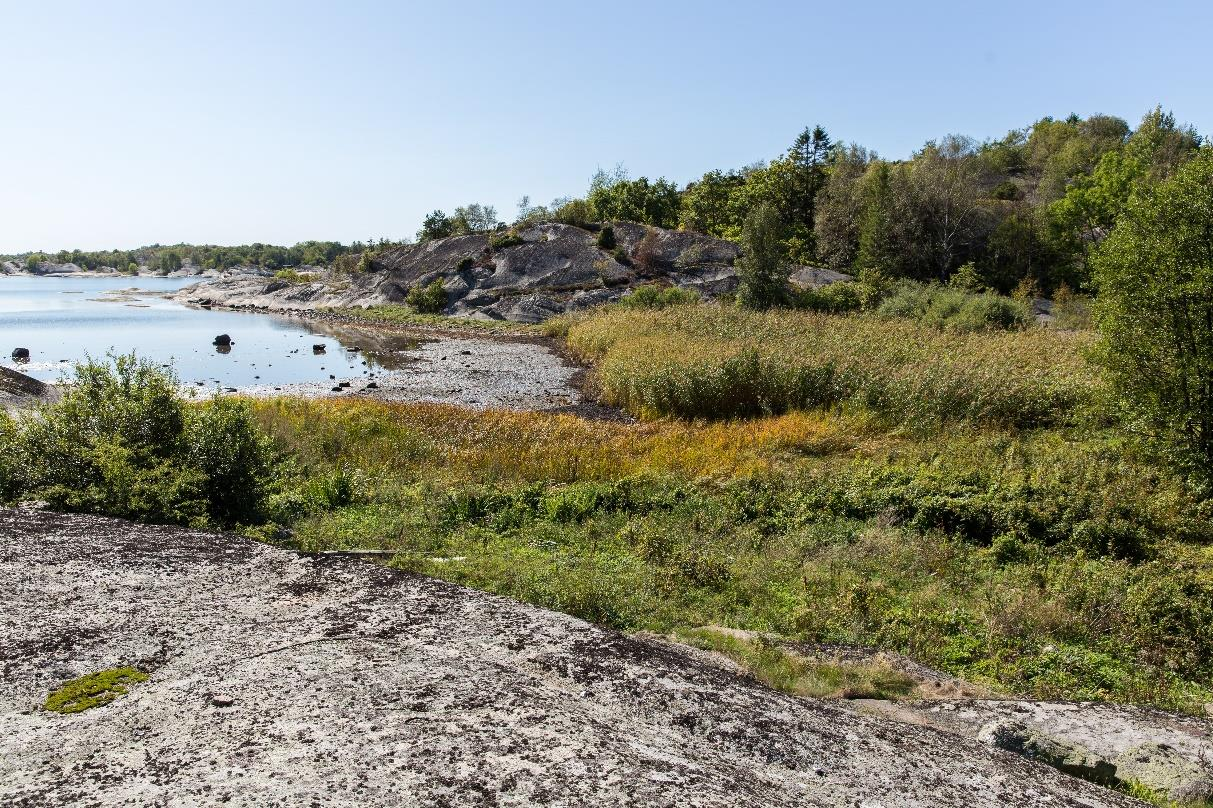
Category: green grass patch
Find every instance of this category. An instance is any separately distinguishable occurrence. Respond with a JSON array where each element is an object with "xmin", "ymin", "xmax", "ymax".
[
  {"xmin": 676, "ymin": 628, "xmax": 917, "ymax": 699},
  {"xmin": 254, "ymin": 399, "xmax": 1213, "ymax": 713},
  {"xmin": 323, "ymin": 305, "xmax": 541, "ymax": 334},
  {"xmin": 45, "ymin": 667, "xmax": 148, "ymax": 714}
]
